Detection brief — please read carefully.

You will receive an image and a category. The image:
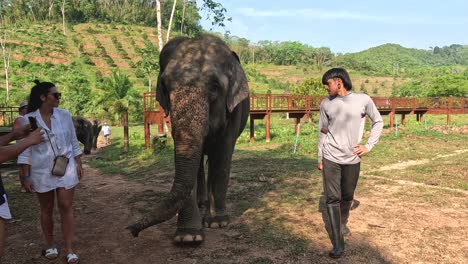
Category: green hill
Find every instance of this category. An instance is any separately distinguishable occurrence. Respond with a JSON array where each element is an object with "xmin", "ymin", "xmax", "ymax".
[{"xmin": 334, "ymin": 43, "xmax": 468, "ymax": 75}]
